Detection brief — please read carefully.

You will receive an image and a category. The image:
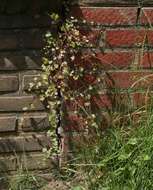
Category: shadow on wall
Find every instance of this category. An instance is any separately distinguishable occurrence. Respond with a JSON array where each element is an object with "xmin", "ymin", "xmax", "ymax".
[
  {"xmin": 0, "ymin": 161, "xmax": 10, "ymax": 189},
  {"xmin": 0, "ymin": 134, "xmax": 51, "ymax": 188},
  {"xmin": 0, "ymin": 0, "xmax": 62, "ymax": 14}
]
